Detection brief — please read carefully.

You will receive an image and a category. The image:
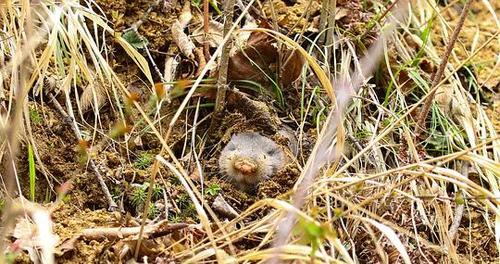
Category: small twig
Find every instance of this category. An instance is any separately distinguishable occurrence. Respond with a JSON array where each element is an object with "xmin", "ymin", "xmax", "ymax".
[
  {"xmin": 134, "ymin": 161, "xmax": 159, "ymax": 259},
  {"xmin": 448, "ymin": 163, "xmax": 468, "ymax": 240},
  {"xmin": 129, "ymin": 0, "xmax": 160, "ymax": 31},
  {"xmin": 162, "ymin": 188, "xmax": 169, "ymax": 220},
  {"xmin": 211, "ymin": 0, "xmax": 235, "ymax": 120},
  {"xmin": 359, "ymin": 0, "xmax": 402, "ymax": 40},
  {"xmin": 161, "ymin": 55, "xmax": 178, "ymax": 104},
  {"xmin": 125, "ymin": 1, "xmax": 166, "ymax": 85},
  {"xmin": 235, "ymin": 0, "xmax": 256, "ymax": 22},
  {"xmin": 325, "ymin": 0, "xmax": 336, "ymax": 76},
  {"xmin": 82, "ymin": 220, "xmax": 188, "ymax": 240},
  {"xmin": 414, "ymin": 0, "xmax": 472, "ymax": 138},
  {"xmin": 194, "ymin": 47, "xmax": 207, "ymax": 77},
  {"xmin": 212, "ymin": 194, "xmax": 239, "ymax": 218},
  {"xmin": 144, "ymin": 46, "xmax": 167, "ymax": 84},
  {"xmin": 49, "ymin": 94, "xmax": 118, "ymax": 211},
  {"xmin": 318, "ymin": 0, "xmax": 329, "ymax": 45},
  {"xmin": 203, "ymin": 0, "xmax": 210, "ymax": 61}
]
